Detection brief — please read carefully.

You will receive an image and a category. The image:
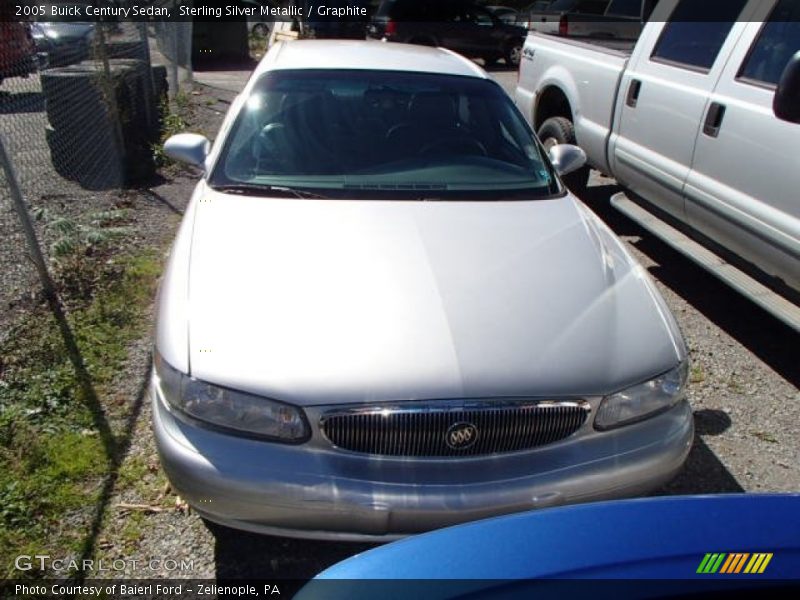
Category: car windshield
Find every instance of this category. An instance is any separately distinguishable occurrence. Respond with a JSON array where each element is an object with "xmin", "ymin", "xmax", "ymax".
[{"xmin": 210, "ymin": 69, "xmax": 558, "ymax": 200}]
